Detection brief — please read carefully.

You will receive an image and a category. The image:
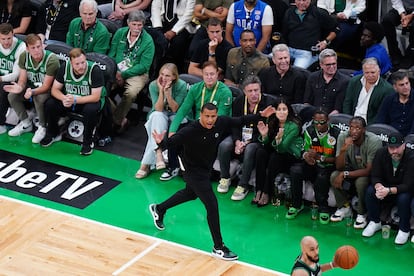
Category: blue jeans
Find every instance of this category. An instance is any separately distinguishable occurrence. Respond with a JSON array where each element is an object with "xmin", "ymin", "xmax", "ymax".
[
  {"xmin": 365, "ymin": 185, "xmax": 412, "ymax": 232},
  {"xmin": 289, "ymin": 47, "xmax": 318, "ymax": 69}
]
